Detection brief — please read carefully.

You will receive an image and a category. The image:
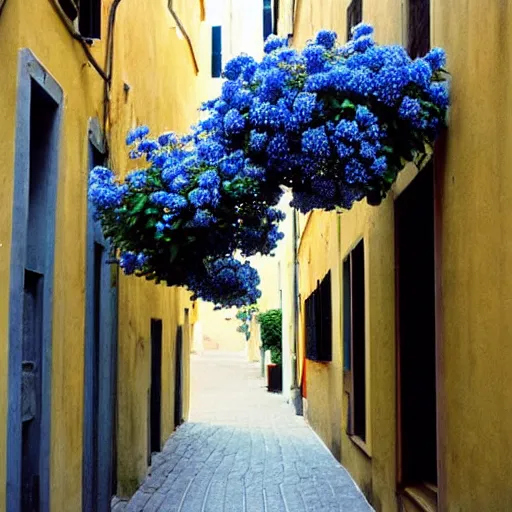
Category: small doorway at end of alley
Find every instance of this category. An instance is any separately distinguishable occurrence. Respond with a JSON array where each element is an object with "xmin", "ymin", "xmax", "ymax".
[
  {"xmin": 395, "ymin": 162, "xmax": 438, "ymax": 508},
  {"xmin": 150, "ymin": 319, "xmax": 163, "ymax": 460},
  {"xmin": 174, "ymin": 322, "xmax": 184, "ymax": 429}
]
